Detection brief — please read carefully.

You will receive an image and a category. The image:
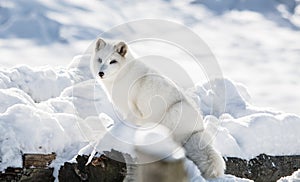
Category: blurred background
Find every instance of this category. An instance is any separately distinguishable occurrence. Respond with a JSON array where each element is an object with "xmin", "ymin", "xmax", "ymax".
[{"xmin": 0, "ymin": 0, "xmax": 299, "ymax": 114}]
